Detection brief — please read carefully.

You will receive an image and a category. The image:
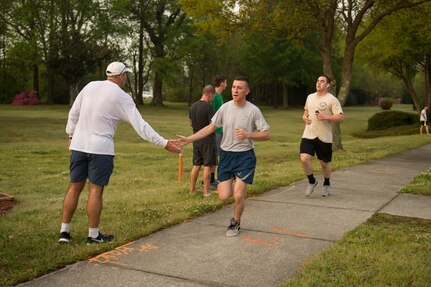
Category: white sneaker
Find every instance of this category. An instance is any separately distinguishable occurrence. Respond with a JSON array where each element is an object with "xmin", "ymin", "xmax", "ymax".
[
  {"xmin": 322, "ymin": 185, "xmax": 331, "ymax": 197},
  {"xmin": 226, "ymin": 218, "xmax": 241, "ymax": 237},
  {"xmin": 305, "ymin": 181, "xmax": 318, "ymax": 197}
]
